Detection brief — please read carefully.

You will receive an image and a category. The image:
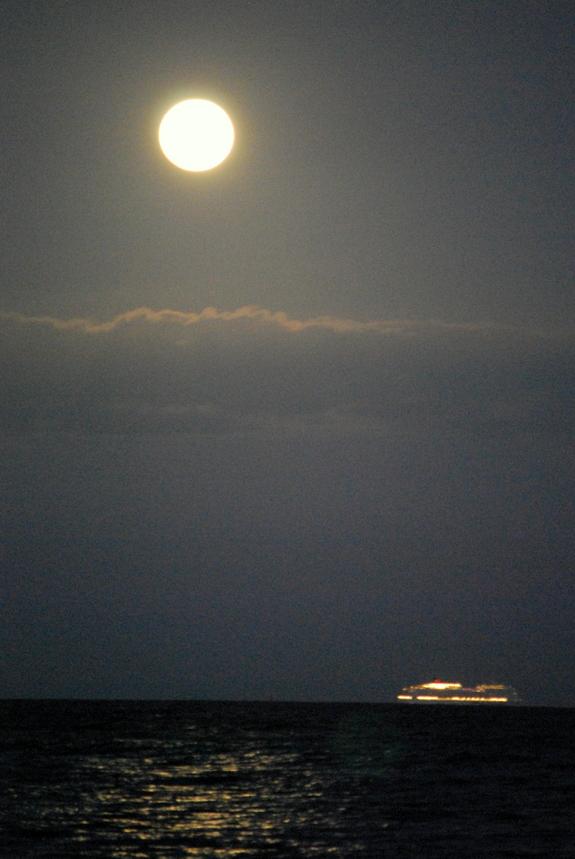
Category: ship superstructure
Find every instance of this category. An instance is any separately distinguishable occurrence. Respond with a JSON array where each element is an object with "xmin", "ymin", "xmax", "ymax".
[{"xmin": 396, "ymin": 679, "xmax": 520, "ymax": 705}]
